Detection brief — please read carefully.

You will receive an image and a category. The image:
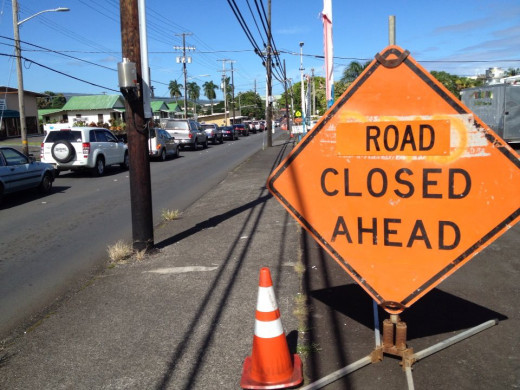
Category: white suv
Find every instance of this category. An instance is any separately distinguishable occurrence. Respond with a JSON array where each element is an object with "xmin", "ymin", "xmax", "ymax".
[{"xmin": 41, "ymin": 127, "xmax": 129, "ymax": 176}]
